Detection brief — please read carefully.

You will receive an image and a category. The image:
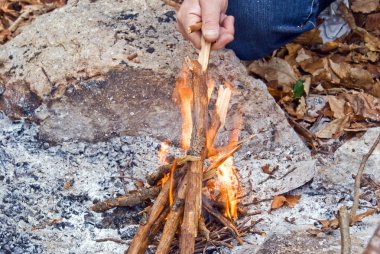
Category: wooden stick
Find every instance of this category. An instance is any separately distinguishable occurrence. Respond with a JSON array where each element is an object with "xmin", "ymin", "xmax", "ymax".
[
  {"xmin": 364, "ymin": 222, "xmax": 380, "ymax": 254},
  {"xmin": 147, "ymin": 155, "xmax": 200, "ymax": 186},
  {"xmin": 339, "ymin": 206, "xmax": 351, "ymax": 254},
  {"xmin": 198, "ymin": 215, "xmax": 210, "ymax": 241},
  {"xmin": 127, "ymin": 176, "xmax": 175, "ymax": 254},
  {"xmin": 207, "ymin": 84, "xmax": 233, "ymax": 154},
  {"xmin": 130, "ymin": 207, "xmax": 170, "ymax": 254},
  {"xmin": 162, "ymin": 0, "xmax": 181, "ymax": 10},
  {"xmin": 350, "ymin": 132, "xmax": 380, "ymax": 219},
  {"xmin": 203, "ymin": 196, "xmax": 243, "ymax": 245},
  {"xmin": 91, "ymin": 186, "xmax": 161, "ymax": 213},
  {"xmin": 180, "ymin": 59, "xmax": 209, "ymax": 254},
  {"xmin": 155, "ymin": 173, "xmax": 189, "ymax": 254},
  {"xmin": 203, "ymin": 145, "xmax": 241, "ymax": 182},
  {"xmin": 198, "ymin": 36, "xmax": 211, "ymax": 72},
  {"xmin": 187, "ymin": 22, "xmax": 202, "ymax": 34}
]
